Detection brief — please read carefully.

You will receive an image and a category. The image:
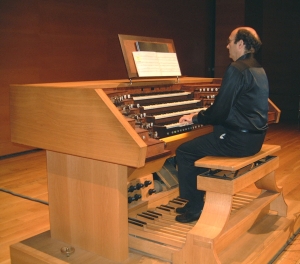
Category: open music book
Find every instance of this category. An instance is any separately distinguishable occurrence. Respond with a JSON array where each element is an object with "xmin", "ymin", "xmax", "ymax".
[{"xmin": 132, "ymin": 51, "xmax": 181, "ymax": 77}]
